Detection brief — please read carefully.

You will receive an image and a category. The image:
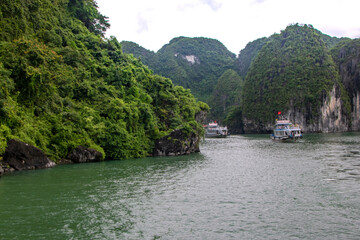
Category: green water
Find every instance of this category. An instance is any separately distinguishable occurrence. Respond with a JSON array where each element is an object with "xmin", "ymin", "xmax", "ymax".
[{"xmin": 1, "ymin": 133, "xmax": 360, "ymax": 239}]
